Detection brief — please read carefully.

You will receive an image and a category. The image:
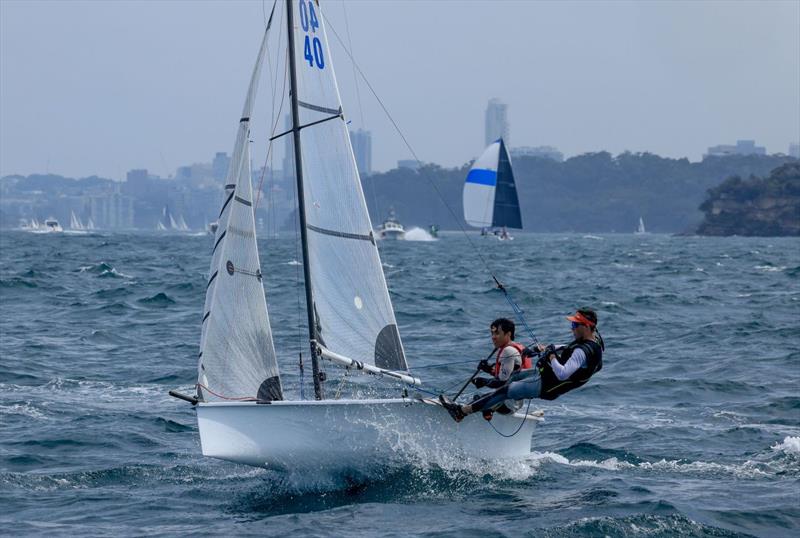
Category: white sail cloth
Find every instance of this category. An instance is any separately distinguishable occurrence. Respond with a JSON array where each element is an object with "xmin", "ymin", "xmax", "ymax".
[
  {"xmin": 463, "ymin": 141, "xmax": 502, "ymax": 228},
  {"xmin": 197, "ymin": 26, "xmax": 282, "ymax": 402},
  {"xmin": 463, "ymin": 138, "xmax": 522, "ymax": 229},
  {"xmin": 290, "ymin": 0, "xmax": 407, "ymax": 372}
]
